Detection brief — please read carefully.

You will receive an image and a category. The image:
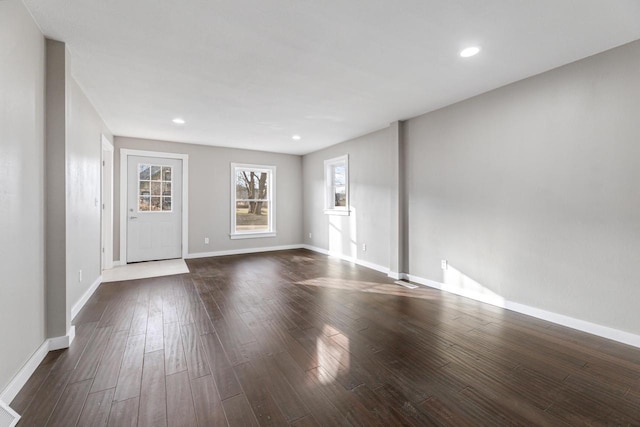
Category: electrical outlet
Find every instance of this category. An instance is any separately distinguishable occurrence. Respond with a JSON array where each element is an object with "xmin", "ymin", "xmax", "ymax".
[
  {"xmin": 204, "ymin": 237, "xmax": 209, "ymax": 244},
  {"xmin": 78, "ymin": 270, "xmax": 82, "ymax": 283},
  {"xmin": 362, "ymin": 243, "xmax": 367, "ymax": 252},
  {"xmin": 441, "ymin": 259, "xmax": 448, "ymax": 270}
]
